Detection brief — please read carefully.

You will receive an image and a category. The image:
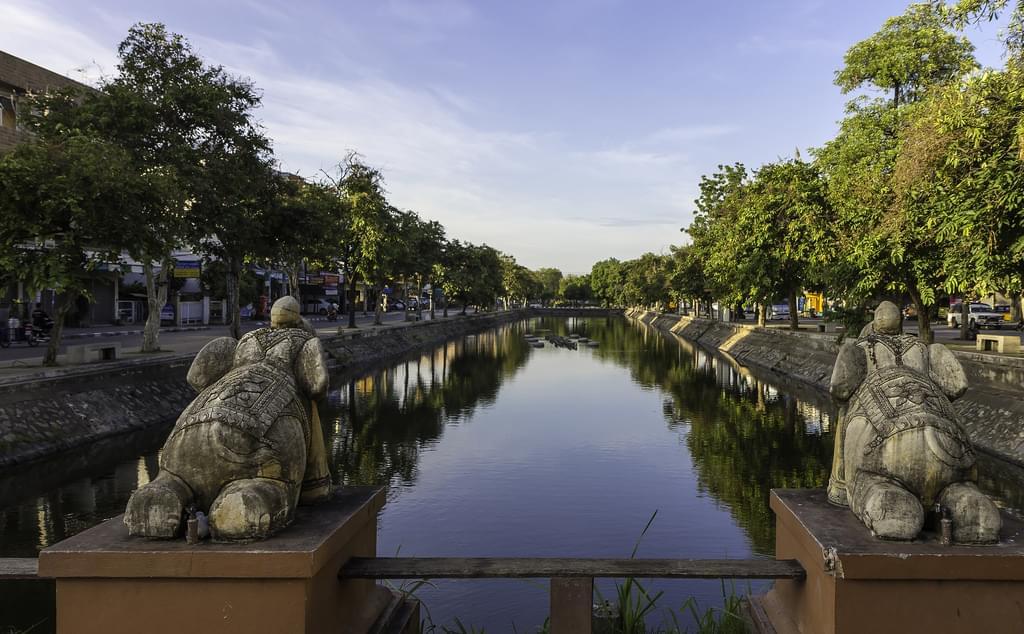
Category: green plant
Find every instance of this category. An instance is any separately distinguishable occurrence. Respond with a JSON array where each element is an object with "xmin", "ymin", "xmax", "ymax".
[{"xmin": 678, "ymin": 581, "xmax": 749, "ymax": 634}]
